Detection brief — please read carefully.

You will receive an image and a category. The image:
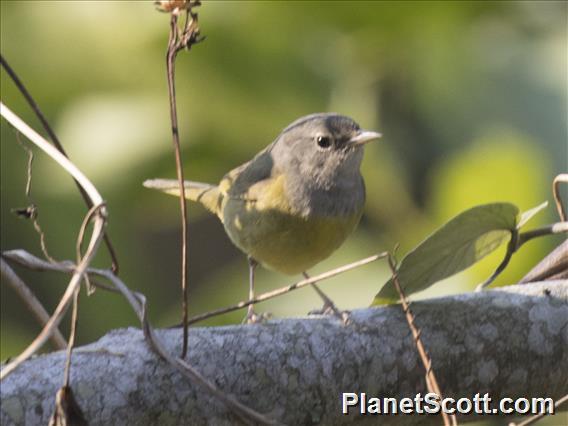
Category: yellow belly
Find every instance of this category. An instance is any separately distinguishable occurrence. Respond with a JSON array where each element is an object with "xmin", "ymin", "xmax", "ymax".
[{"xmin": 222, "ymin": 198, "xmax": 362, "ymax": 275}]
